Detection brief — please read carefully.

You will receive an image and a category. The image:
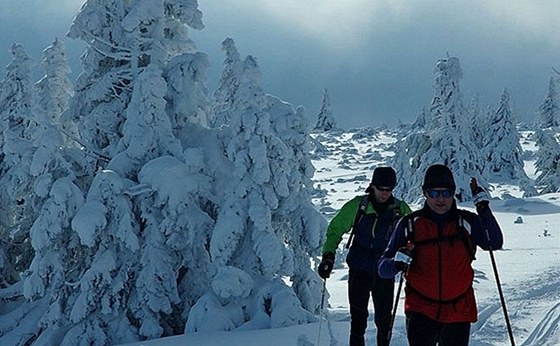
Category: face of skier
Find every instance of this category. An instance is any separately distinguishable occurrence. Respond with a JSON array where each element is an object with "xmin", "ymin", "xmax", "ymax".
[
  {"xmin": 372, "ymin": 185, "xmax": 393, "ymax": 203},
  {"xmin": 424, "ymin": 188, "xmax": 454, "ymax": 214}
]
